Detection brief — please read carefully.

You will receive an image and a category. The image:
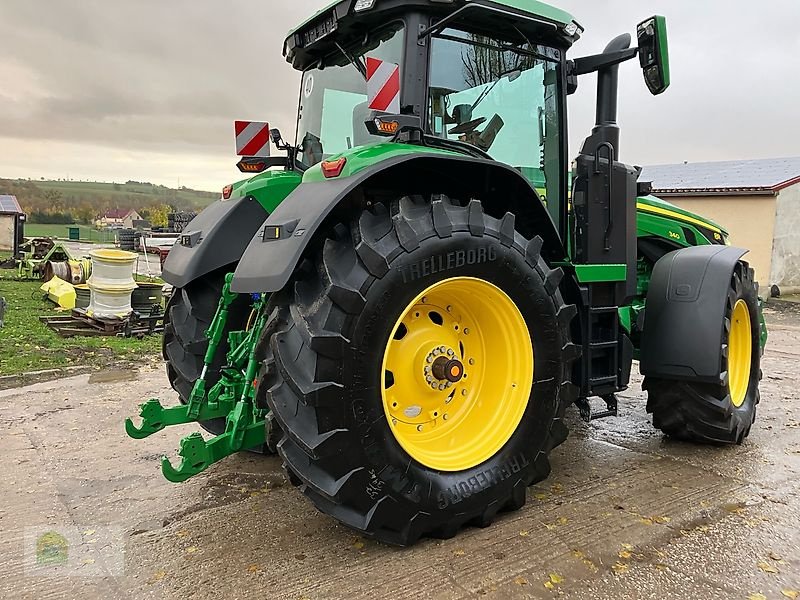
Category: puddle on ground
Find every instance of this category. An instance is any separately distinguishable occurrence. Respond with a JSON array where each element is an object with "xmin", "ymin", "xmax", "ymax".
[{"xmin": 89, "ymin": 369, "xmax": 139, "ymax": 384}]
